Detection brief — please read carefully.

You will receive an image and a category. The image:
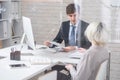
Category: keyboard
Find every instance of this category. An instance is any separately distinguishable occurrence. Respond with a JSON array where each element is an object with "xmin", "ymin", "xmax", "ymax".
[
  {"xmin": 22, "ymin": 56, "xmax": 52, "ymax": 65},
  {"xmin": 36, "ymin": 45, "xmax": 48, "ymax": 49}
]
